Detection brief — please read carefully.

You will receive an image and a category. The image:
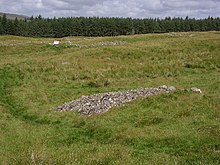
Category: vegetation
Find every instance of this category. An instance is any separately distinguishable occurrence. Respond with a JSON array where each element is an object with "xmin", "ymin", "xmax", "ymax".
[
  {"xmin": 0, "ymin": 32, "xmax": 220, "ymax": 164},
  {"xmin": 0, "ymin": 14, "xmax": 220, "ymax": 37}
]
